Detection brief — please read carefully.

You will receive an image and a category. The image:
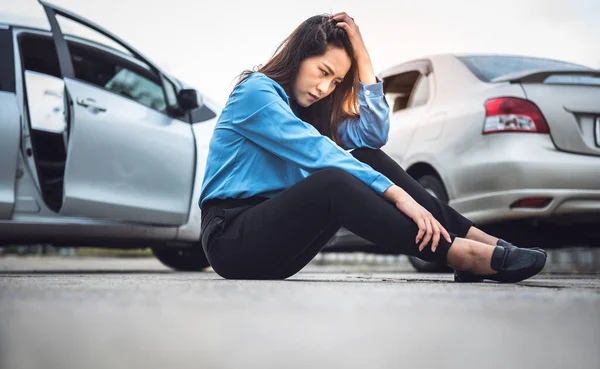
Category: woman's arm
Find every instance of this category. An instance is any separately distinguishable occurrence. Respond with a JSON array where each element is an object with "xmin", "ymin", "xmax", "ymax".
[
  {"xmin": 230, "ymin": 75, "xmax": 394, "ymax": 196},
  {"xmin": 337, "ymin": 80, "xmax": 390, "ymax": 149},
  {"xmin": 329, "ymin": 13, "xmax": 390, "ymax": 150}
]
